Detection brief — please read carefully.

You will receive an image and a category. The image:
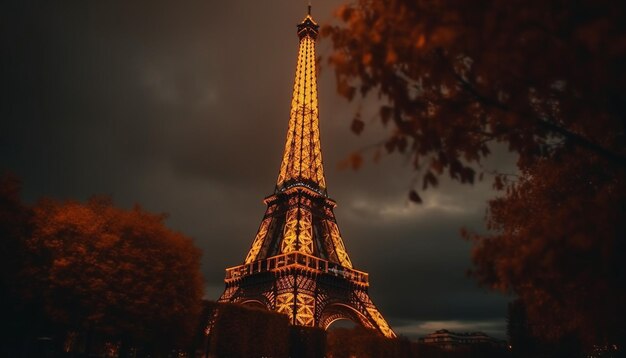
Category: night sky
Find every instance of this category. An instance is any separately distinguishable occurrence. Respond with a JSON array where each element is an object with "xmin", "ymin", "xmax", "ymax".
[{"xmin": 2, "ymin": 0, "xmax": 514, "ymax": 338}]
